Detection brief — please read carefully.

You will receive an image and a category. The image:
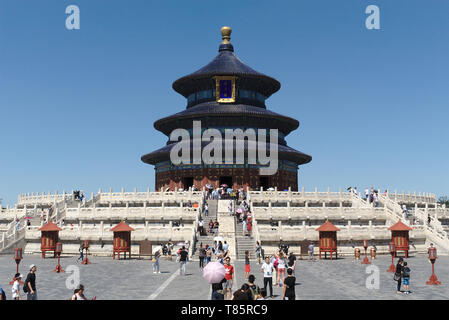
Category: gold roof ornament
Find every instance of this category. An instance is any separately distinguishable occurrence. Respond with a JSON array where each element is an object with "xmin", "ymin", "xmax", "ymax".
[{"xmin": 221, "ymin": 26, "xmax": 232, "ymax": 44}]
